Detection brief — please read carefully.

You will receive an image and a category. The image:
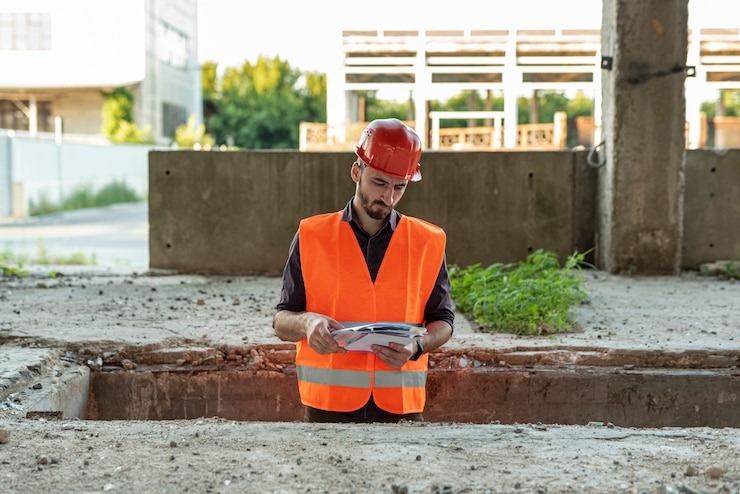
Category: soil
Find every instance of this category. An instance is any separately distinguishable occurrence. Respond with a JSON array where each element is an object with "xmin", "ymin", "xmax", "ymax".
[
  {"xmin": 1, "ymin": 268, "xmax": 739, "ymax": 493},
  {"xmin": 1, "ymin": 418, "xmax": 739, "ymax": 494}
]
